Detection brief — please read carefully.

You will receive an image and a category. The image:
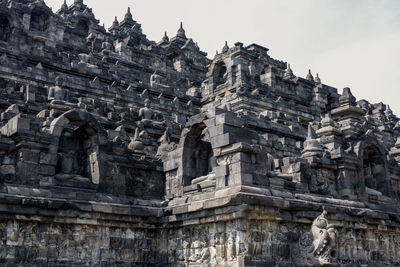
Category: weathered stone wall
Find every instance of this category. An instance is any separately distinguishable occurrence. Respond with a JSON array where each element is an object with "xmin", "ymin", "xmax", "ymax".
[
  {"xmin": 167, "ymin": 204, "xmax": 400, "ymax": 267},
  {"xmin": 0, "ymin": 219, "xmax": 167, "ymax": 266},
  {"xmin": 0, "ymin": 190, "xmax": 167, "ymax": 266},
  {"xmin": 1, "ymin": 0, "xmax": 400, "ymax": 266},
  {"xmin": 1, "ymin": 209, "xmax": 399, "ymax": 266}
]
